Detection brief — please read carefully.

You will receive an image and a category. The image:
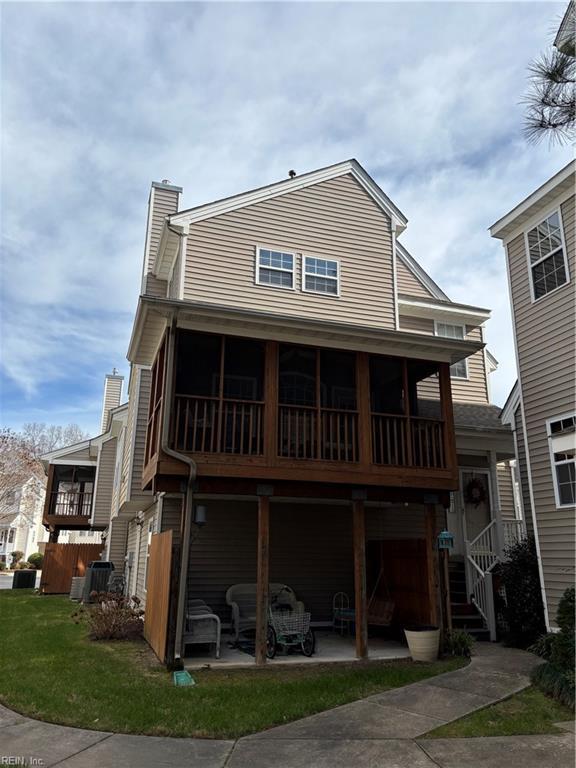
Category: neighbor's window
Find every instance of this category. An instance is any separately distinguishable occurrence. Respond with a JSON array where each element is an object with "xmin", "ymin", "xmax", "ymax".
[
  {"xmin": 256, "ymin": 247, "xmax": 294, "ymax": 289},
  {"xmin": 435, "ymin": 323, "xmax": 468, "ymax": 379},
  {"xmin": 548, "ymin": 415, "xmax": 576, "ymax": 507},
  {"xmin": 527, "ymin": 211, "xmax": 568, "ymax": 300},
  {"xmin": 303, "ymin": 256, "xmax": 339, "ymax": 295}
]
